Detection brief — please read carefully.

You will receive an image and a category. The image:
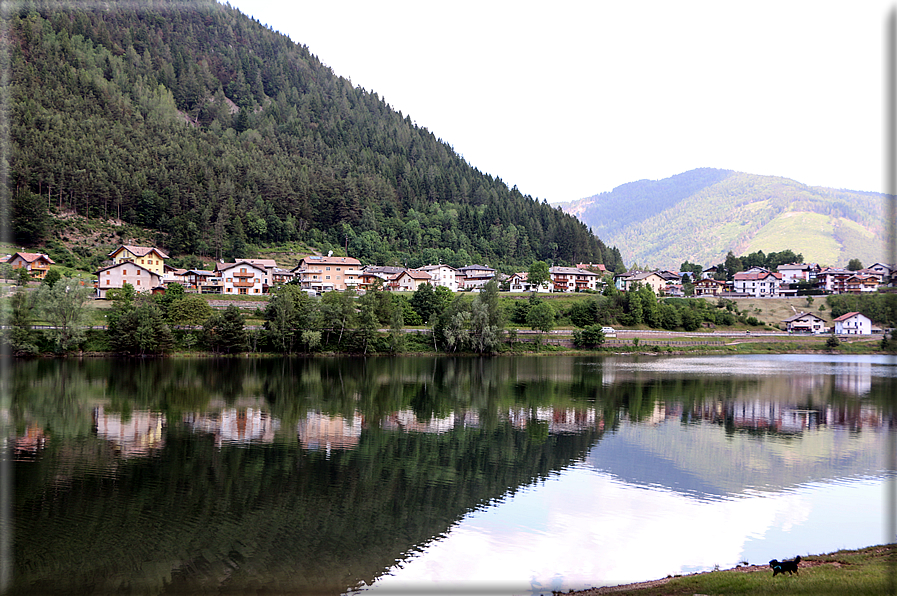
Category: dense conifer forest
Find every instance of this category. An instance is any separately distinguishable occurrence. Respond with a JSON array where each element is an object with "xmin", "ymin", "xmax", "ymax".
[{"xmin": 7, "ymin": 0, "xmax": 624, "ymax": 271}]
